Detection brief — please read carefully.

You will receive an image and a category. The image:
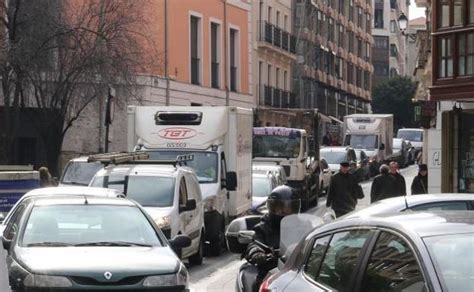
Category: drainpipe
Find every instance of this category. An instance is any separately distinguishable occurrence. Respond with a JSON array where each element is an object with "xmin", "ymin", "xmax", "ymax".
[
  {"xmin": 165, "ymin": 0, "xmax": 170, "ymax": 105},
  {"xmin": 223, "ymin": 0, "xmax": 229, "ymax": 106}
]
